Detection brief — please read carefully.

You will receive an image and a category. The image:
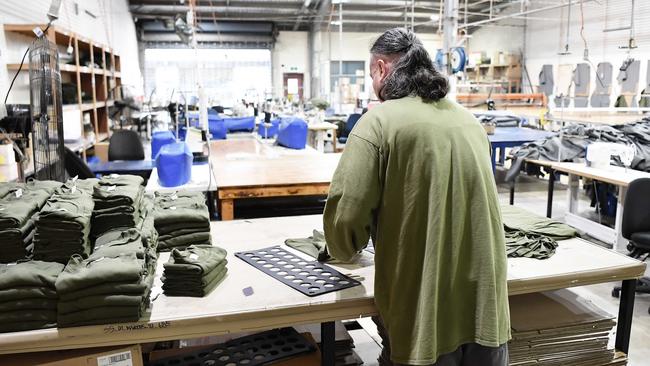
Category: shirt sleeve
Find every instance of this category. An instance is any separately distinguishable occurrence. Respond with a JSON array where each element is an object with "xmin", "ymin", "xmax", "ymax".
[{"xmin": 323, "ymin": 133, "xmax": 382, "ymax": 262}]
